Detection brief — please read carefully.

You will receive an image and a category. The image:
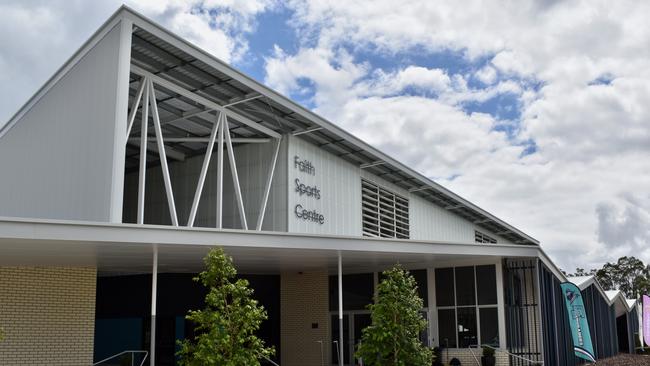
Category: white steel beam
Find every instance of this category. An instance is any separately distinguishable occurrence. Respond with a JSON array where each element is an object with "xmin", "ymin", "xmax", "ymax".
[
  {"xmin": 292, "ymin": 126, "xmax": 323, "ymax": 136},
  {"xmin": 130, "ymin": 65, "xmax": 281, "ymax": 138},
  {"xmin": 126, "ymin": 78, "xmax": 146, "ymax": 138},
  {"xmin": 187, "ymin": 113, "xmax": 221, "ymax": 227},
  {"xmin": 150, "ymin": 245, "xmax": 158, "ymax": 366},
  {"xmin": 223, "ymin": 94, "xmax": 262, "ymax": 107},
  {"xmin": 216, "ymin": 113, "xmax": 224, "ymax": 229},
  {"xmin": 360, "ymin": 160, "xmax": 385, "ymax": 169},
  {"xmin": 338, "ymin": 252, "xmax": 344, "ymax": 366},
  {"xmin": 223, "ymin": 115, "xmax": 248, "ymax": 230},
  {"xmin": 137, "ymin": 78, "xmax": 150, "ymax": 224},
  {"xmin": 128, "ymin": 137, "xmax": 270, "ymax": 144},
  {"xmin": 149, "ymin": 80, "xmax": 179, "ymax": 226},
  {"xmin": 255, "ymin": 137, "xmax": 282, "ymax": 230}
]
